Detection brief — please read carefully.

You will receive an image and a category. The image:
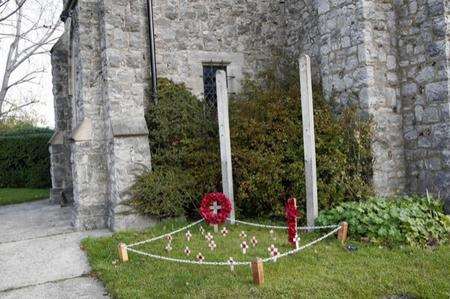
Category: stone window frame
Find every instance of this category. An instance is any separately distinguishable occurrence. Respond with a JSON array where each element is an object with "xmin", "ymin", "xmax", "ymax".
[{"xmin": 183, "ymin": 51, "xmax": 245, "ymax": 100}]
